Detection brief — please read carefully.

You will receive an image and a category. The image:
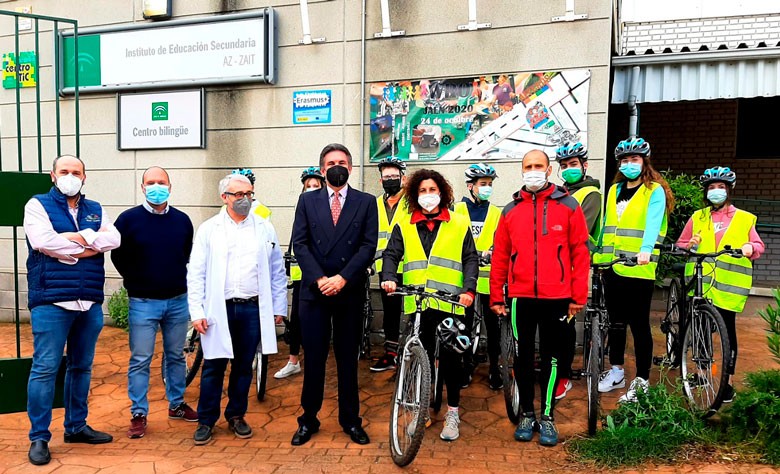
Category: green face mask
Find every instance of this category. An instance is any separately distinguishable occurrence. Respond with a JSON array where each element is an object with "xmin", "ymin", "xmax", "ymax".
[{"xmin": 561, "ymin": 167, "xmax": 583, "ymax": 184}]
